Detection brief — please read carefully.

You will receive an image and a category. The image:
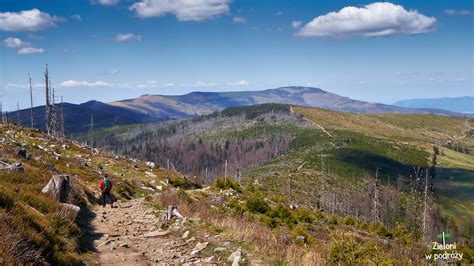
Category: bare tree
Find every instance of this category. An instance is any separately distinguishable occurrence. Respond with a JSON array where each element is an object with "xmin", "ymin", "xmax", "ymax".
[
  {"xmin": 89, "ymin": 113, "xmax": 94, "ymax": 147},
  {"xmin": 45, "ymin": 65, "xmax": 53, "ymax": 136},
  {"xmin": 16, "ymin": 102, "xmax": 20, "ymax": 125},
  {"xmin": 28, "ymin": 73, "xmax": 34, "ymax": 128},
  {"xmin": 422, "ymin": 168, "xmax": 431, "ymax": 240},
  {"xmin": 0, "ymin": 101, "xmax": 3, "ymax": 124},
  {"xmin": 372, "ymin": 168, "xmax": 381, "ymax": 223},
  {"xmin": 60, "ymin": 96, "xmax": 65, "ymax": 138}
]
